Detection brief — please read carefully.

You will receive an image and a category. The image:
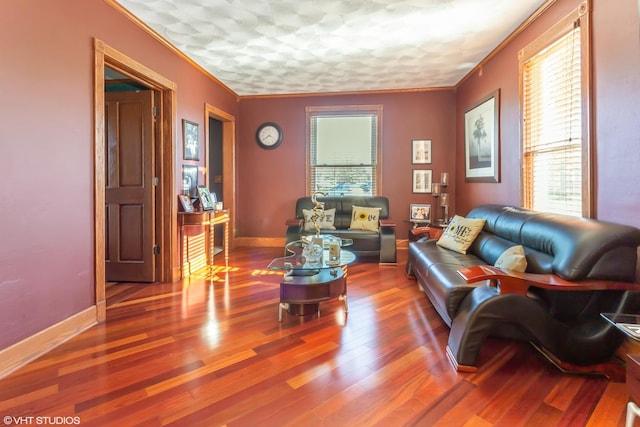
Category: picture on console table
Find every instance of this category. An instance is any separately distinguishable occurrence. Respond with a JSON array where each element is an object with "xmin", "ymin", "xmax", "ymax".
[
  {"xmin": 178, "ymin": 194, "xmax": 194, "ymax": 213},
  {"xmin": 197, "ymin": 185, "xmax": 215, "ymax": 211},
  {"xmin": 464, "ymin": 89, "xmax": 500, "ymax": 183}
]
